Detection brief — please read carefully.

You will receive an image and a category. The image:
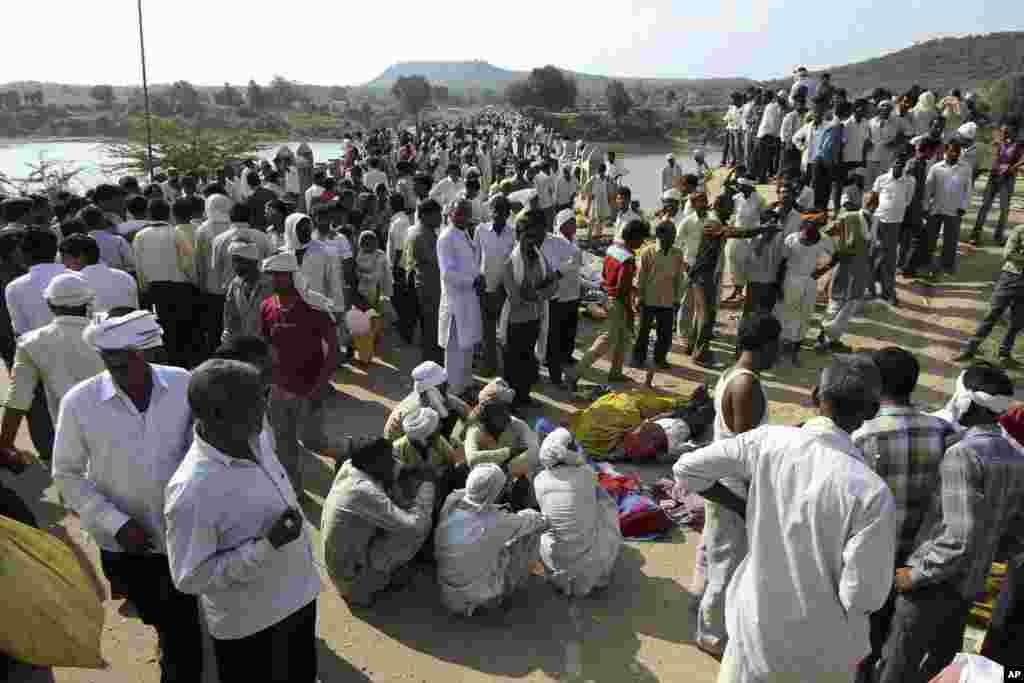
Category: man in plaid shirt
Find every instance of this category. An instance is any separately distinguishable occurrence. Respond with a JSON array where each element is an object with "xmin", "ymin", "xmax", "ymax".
[
  {"xmin": 851, "ymin": 348, "xmax": 956, "ymax": 683},
  {"xmin": 876, "ymin": 365, "xmax": 1024, "ymax": 683}
]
